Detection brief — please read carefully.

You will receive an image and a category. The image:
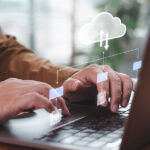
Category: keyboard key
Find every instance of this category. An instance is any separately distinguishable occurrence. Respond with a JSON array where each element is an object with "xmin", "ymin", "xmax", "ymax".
[
  {"xmin": 90, "ymin": 133, "xmax": 103, "ymax": 138},
  {"xmin": 81, "ymin": 137, "xmax": 95, "ymax": 142},
  {"xmin": 46, "ymin": 133, "xmax": 71, "ymax": 142},
  {"xmin": 98, "ymin": 130, "xmax": 109, "ymax": 135},
  {"xmin": 63, "ymin": 126, "xmax": 73, "ymax": 130},
  {"xmin": 75, "ymin": 140, "xmax": 89, "ymax": 146},
  {"xmin": 58, "ymin": 129, "xmax": 79, "ymax": 134},
  {"xmin": 82, "ymin": 129, "xmax": 95, "ymax": 133},
  {"xmin": 35, "ymin": 132, "xmax": 55, "ymax": 140},
  {"xmin": 61, "ymin": 136, "xmax": 81, "ymax": 144},
  {"xmin": 67, "ymin": 129, "xmax": 79, "ymax": 133},
  {"xmin": 105, "ymin": 139, "xmax": 121, "ymax": 149},
  {"xmin": 121, "ymin": 113, "xmax": 128, "ymax": 117},
  {"xmin": 105, "ymin": 133, "xmax": 120, "ymax": 139},
  {"xmin": 89, "ymin": 141, "xmax": 105, "ymax": 148},
  {"xmin": 75, "ymin": 132, "xmax": 89, "ymax": 137},
  {"xmin": 74, "ymin": 127, "xmax": 87, "ymax": 130},
  {"xmin": 112, "ymin": 128, "xmax": 123, "ymax": 135},
  {"xmin": 97, "ymin": 136, "xmax": 112, "ymax": 142}
]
